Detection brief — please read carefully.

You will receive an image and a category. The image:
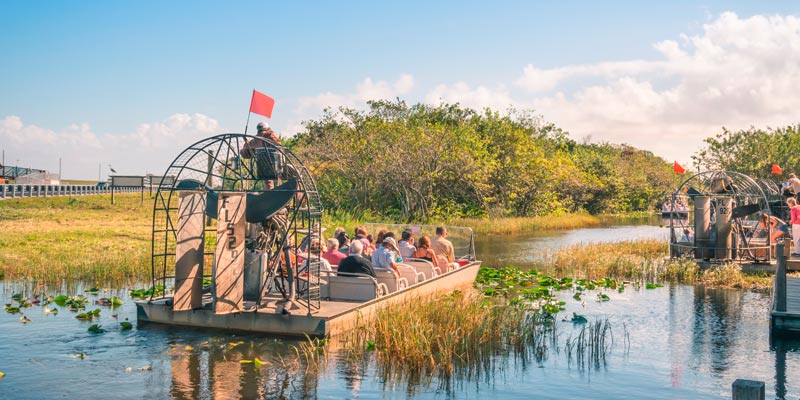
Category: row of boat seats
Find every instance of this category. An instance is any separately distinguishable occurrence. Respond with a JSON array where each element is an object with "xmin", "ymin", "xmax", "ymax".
[
  {"xmin": 322, "ymin": 271, "xmax": 388, "ymax": 302},
  {"xmin": 321, "ymin": 258, "xmax": 443, "ymax": 302}
]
